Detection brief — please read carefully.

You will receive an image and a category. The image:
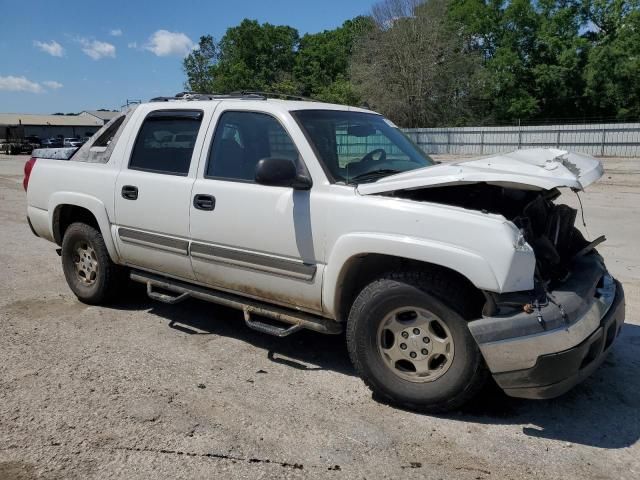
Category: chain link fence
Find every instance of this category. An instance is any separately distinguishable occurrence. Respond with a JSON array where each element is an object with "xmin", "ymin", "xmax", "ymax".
[{"xmin": 402, "ymin": 123, "xmax": 640, "ymax": 157}]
